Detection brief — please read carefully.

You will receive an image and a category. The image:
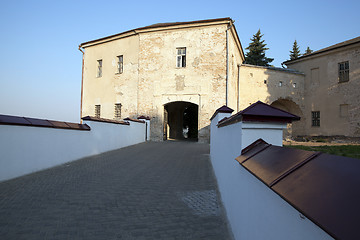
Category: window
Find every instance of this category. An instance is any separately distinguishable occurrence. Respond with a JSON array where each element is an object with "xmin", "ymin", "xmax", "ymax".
[
  {"xmin": 117, "ymin": 55, "xmax": 123, "ymax": 74},
  {"xmin": 95, "ymin": 105, "xmax": 101, "ymax": 118},
  {"xmin": 176, "ymin": 47, "xmax": 186, "ymax": 68},
  {"xmin": 311, "ymin": 111, "xmax": 320, "ymax": 127},
  {"xmin": 338, "ymin": 61, "xmax": 349, "ymax": 83},
  {"xmin": 97, "ymin": 60, "xmax": 102, "ymax": 78},
  {"xmin": 292, "ymin": 83, "xmax": 297, "ymax": 88},
  {"xmin": 311, "ymin": 68, "xmax": 319, "ymax": 84},
  {"xmin": 340, "ymin": 104, "xmax": 349, "ymax": 118},
  {"xmin": 279, "ymin": 81, "xmax": 283, "ymax": 87},
  {"xmin": 114, "ymin": 103, "xmax": 122, "ymax": 119}
]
